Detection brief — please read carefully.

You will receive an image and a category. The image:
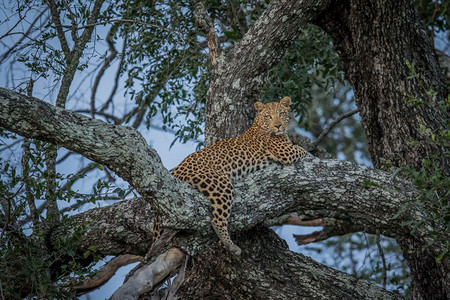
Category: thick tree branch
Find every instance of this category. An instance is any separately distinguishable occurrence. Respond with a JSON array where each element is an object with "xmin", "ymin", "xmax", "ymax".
[
  {"xmin": 195, "ymin": 3, "xmax": 221, "ymax": 68},
  {"xmin": 0, "ymin": 88, "xmax": 171, "ymax": 197},
  {"xmin": 51, "ymin": 197, "xmax": 154, "ymax": 256}
]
